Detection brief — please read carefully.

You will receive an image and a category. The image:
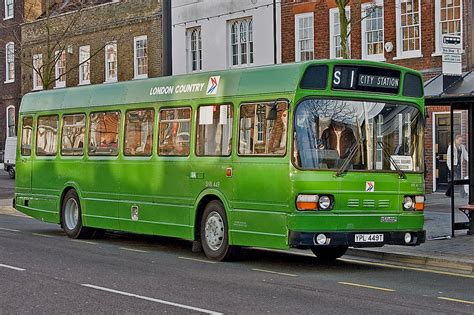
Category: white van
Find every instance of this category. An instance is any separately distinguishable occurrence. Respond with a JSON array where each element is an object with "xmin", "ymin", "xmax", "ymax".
[{"xmin": 4, "ymin": 136, "xmax": 16, "ymax": 179}]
